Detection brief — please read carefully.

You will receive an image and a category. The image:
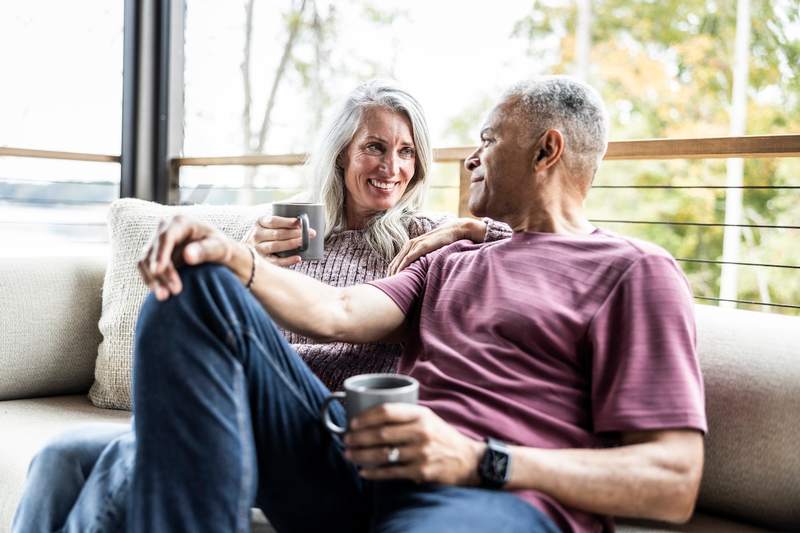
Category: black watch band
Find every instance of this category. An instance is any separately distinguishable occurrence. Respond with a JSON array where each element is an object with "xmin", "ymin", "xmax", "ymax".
[{"xmin": 478, "ymin": 437, "xmax": 511, "ymax": 489}]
